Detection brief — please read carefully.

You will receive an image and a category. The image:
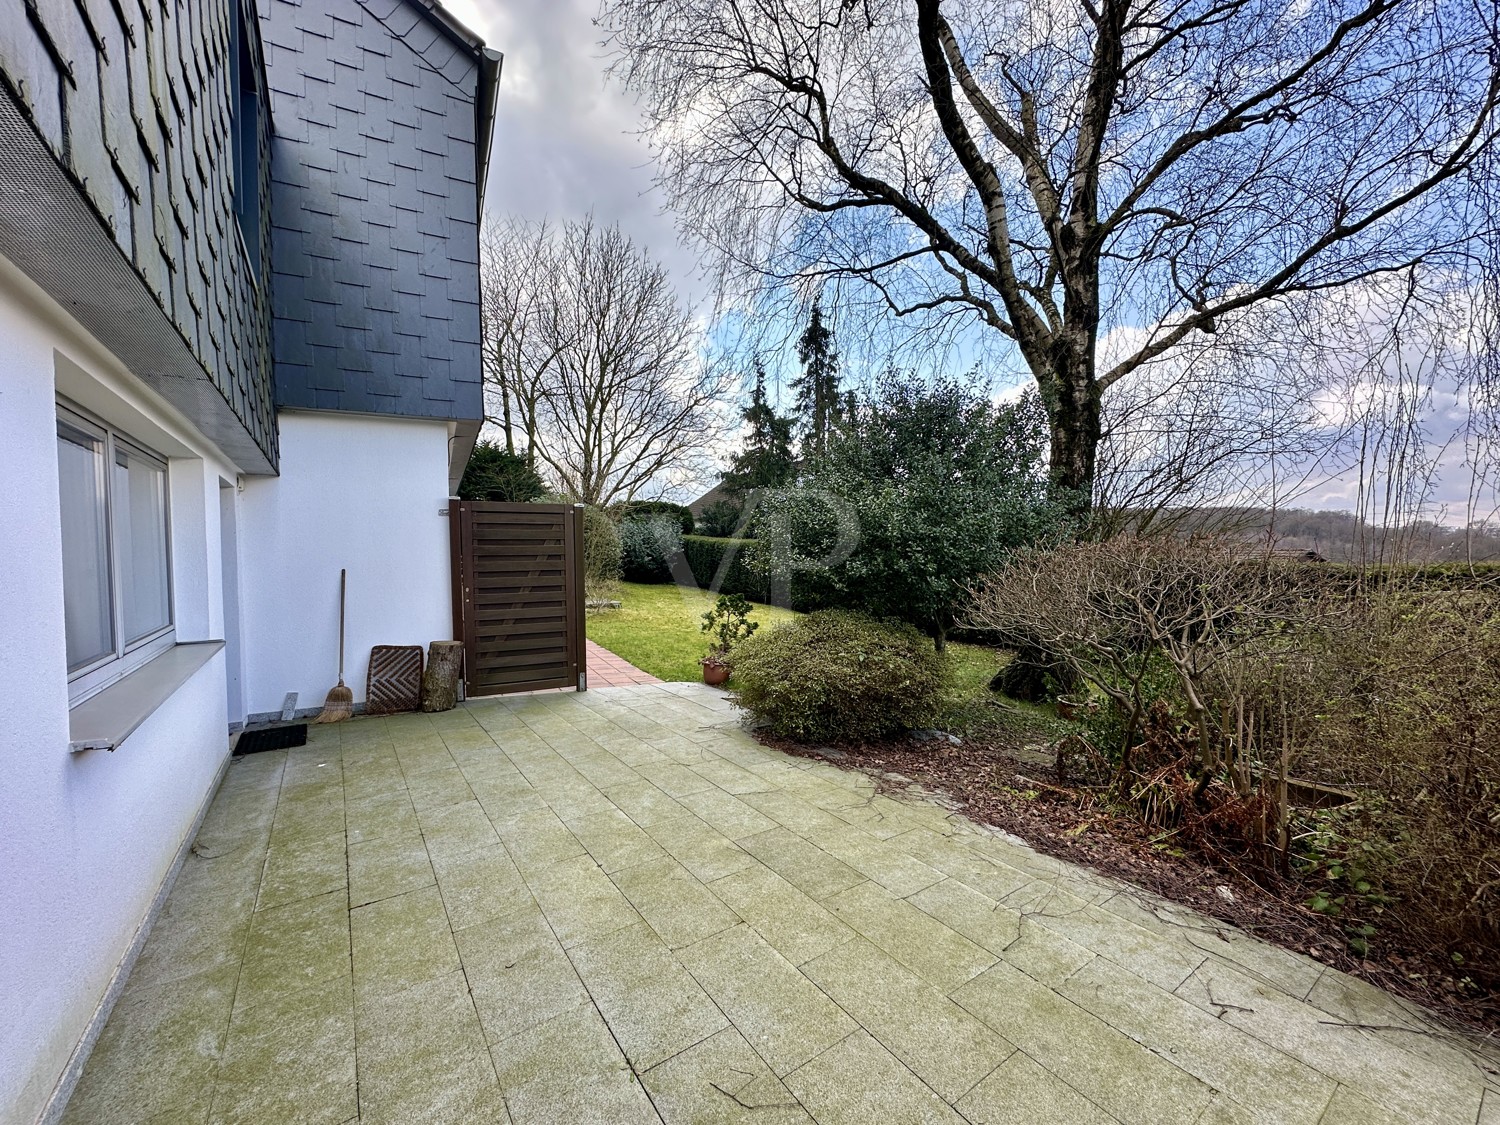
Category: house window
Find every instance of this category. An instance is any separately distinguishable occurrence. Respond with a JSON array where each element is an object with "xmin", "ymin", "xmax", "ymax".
[{"xmin": 57, "ymin": 405, "xmax": 174, "ymax": 699}]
